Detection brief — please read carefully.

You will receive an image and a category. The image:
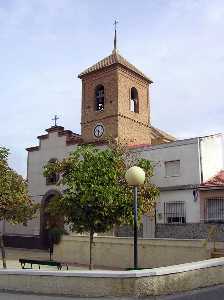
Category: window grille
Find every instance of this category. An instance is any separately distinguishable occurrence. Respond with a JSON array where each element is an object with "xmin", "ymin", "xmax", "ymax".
[
  {"xmin": 164, "ymin": 201, "xmax": 186, "ymax": 224},
  {"xmin": 205, "ymin": 198, "xmax": 224, "ymax": 223}
]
